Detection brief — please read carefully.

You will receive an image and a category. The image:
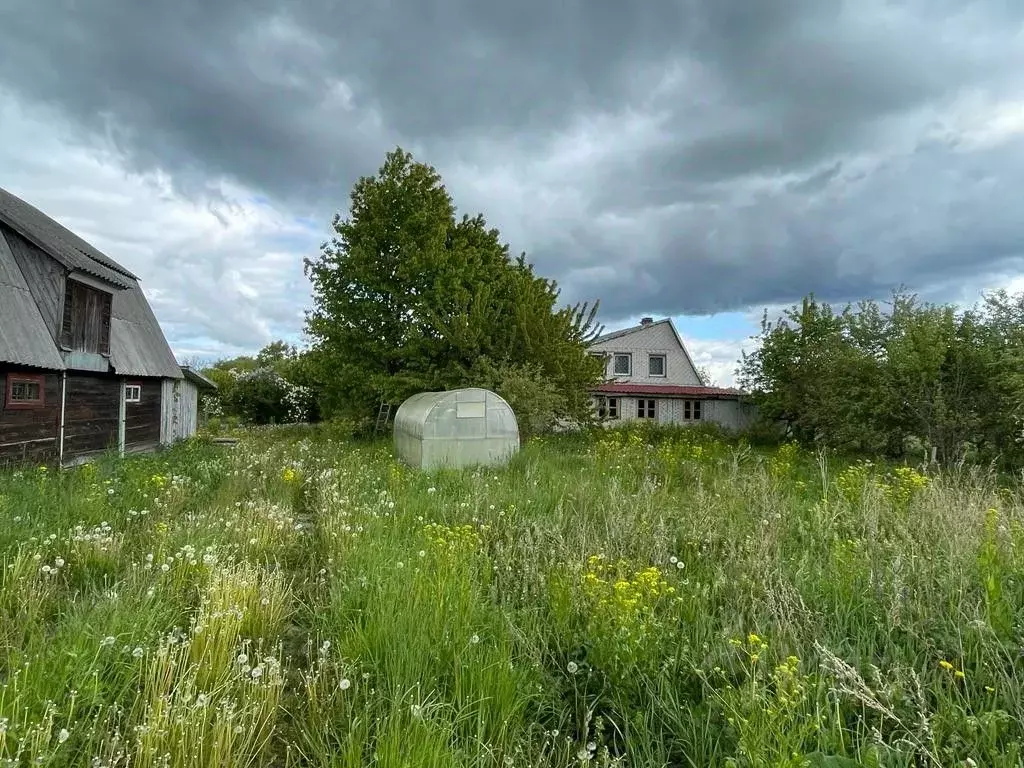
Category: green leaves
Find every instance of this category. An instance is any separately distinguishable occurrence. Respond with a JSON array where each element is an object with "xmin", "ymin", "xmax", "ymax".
[
  {"xmin": 740, "ymin": 289, "xmax": 1024, "ymax": 465},
  {"xmin": 303, "ymin": 147, "xmax": 604, "ymax": 427}
]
